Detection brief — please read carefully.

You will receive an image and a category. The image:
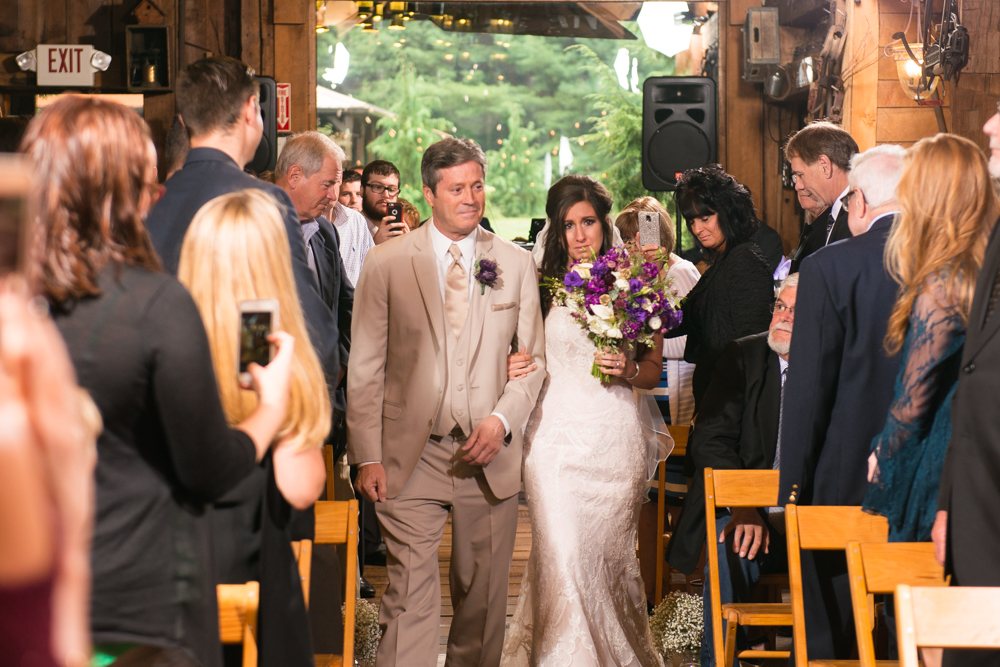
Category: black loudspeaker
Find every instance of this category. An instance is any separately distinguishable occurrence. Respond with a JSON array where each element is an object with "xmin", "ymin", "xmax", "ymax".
[
  {"xmin": 642, "ymin": 77, "xmax": 717, "ymax": 192},
  {"xmin": 248, "ymin": 75, "xmax": 277, "ymax": 174}
]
